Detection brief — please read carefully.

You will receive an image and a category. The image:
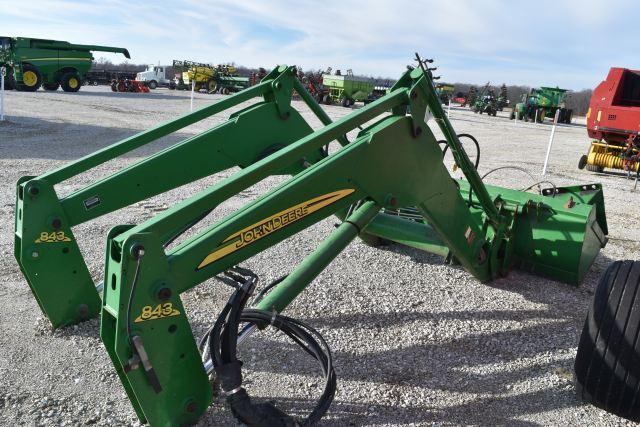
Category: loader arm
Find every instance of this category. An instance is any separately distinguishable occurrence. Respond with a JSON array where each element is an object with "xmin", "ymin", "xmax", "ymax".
[
  {"xmin": 101, "ymin": 64, "xmax": 607, "ymax": 425},
  {"xmin": 14, "ymin": 66, "xmax": 343, "ymax": 328}
]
